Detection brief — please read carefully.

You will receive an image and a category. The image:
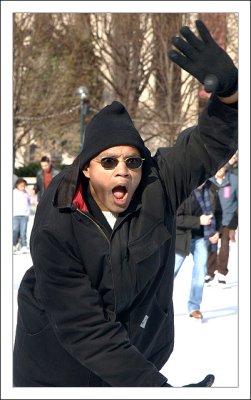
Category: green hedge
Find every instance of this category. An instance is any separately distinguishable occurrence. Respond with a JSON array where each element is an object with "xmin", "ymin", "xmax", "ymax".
[
  {"xmin": 15, "ymin": 162, "xmax": 66, "ymax": 177},
  {"xmin": 15, "ymin": 162, "xmax": 41, "ymax": 177}
]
